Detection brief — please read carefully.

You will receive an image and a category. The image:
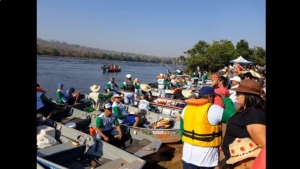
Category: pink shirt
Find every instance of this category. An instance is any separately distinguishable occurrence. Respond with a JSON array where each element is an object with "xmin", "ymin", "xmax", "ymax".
[{"xmin": 214, "ymin": 87, "xmax": 230, "ymax": 108}]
